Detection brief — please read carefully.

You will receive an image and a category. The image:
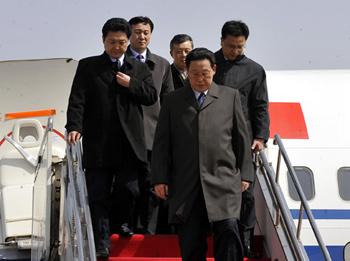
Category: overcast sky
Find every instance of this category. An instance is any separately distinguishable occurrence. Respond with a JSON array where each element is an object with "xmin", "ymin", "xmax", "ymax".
[{"xmin": 1, "ymin": 0, "xmax": 350, "ymax": 70}]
